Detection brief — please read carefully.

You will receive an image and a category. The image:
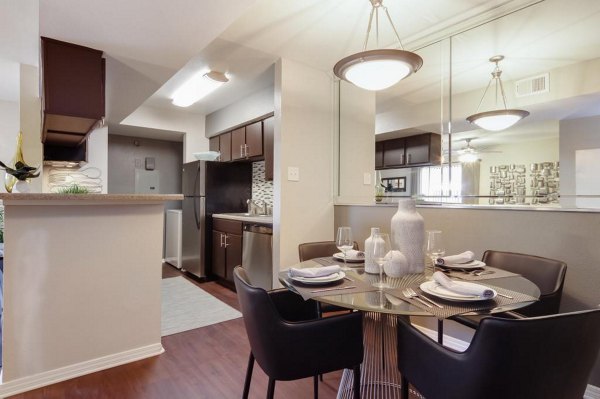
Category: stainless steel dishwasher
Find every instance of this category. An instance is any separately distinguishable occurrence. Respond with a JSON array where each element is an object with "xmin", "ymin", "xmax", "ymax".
[{"xmin": 242, "ymin": 224, "xmax": 273, "ymax": 290}]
